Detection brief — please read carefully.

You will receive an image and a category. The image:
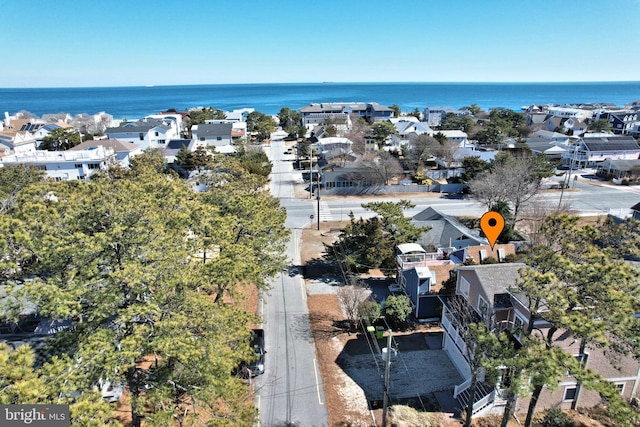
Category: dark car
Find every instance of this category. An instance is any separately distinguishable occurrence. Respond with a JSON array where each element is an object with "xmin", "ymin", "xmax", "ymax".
[{"xmin": 247, "ymin": 329, "xmax": 265, "ymax": 376}]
